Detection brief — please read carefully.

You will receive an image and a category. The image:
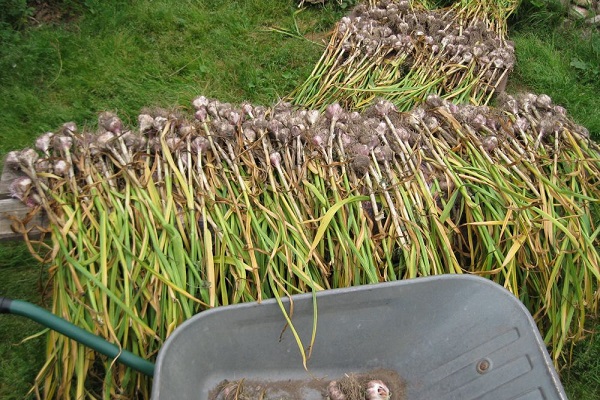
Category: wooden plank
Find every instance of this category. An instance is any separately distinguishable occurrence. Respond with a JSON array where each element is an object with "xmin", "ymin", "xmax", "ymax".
[{"xmin": 0, "ymin": 198, "xmax": 47, "ymax": 241}]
